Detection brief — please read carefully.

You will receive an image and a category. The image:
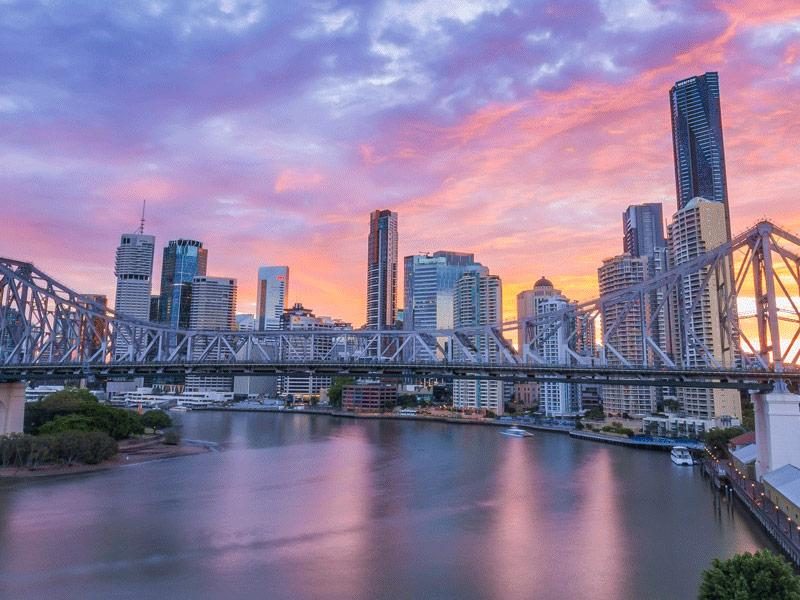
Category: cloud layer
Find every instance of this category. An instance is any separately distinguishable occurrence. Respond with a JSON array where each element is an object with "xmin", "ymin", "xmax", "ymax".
[{"xmin": 1, "ymin": 0, "xmax": 799, "ymax": 324}]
